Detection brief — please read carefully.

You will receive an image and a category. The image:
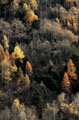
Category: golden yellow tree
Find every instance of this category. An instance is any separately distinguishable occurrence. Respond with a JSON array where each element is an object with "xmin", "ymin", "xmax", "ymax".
[
  {"xmin": 3, "ymin": 35, "xmax": 9, "ymax": 50},
  {"xmin": 62, "ymin": 72, "xmax": 70, "ymax": 91},
  {"xmin": 67, "ymin": 59, "xmax": 77, "ymax": 81},
  {"xmin": 0, "ymin": 44, "xmax": 5, "ymax": 63},
  {"xmin": 25, "ymin": 9, "xmax": 38, "ymax": 23},
  {"xmin": 23, "ymin": 0, "xmax": 38, "ymax": 10},
  {"xmin": 30, "ymin": 0, "xmax": 38, "ymax": 10},
  {"xmin": 23, "ymin": 1, "xmax": 38, "ymax": 24},
  {"xmin": 23, "ymin": 3, "xmax": 30, "ymax": 11},
  {"xmin": 12, "ymin": 45, "xmax": 25, "ymax": 59}
]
